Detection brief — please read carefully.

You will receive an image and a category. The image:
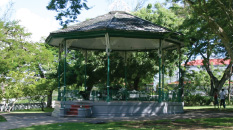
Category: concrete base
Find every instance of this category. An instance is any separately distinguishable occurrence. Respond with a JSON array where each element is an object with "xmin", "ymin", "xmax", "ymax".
[
  {"xmin": 91, "ymin": 101, "xmax": 183, "ymax": 117},
  {"xmin": 51, "ymin": 101, "xmax": 61, "ymax": 117},
  {"xmin": 77, "ymin": 108, "xmax": 92, "ymax": 118},
  {"xmin": 52, "ymin": 101, "xmax": 184, "ymax": 118}
]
